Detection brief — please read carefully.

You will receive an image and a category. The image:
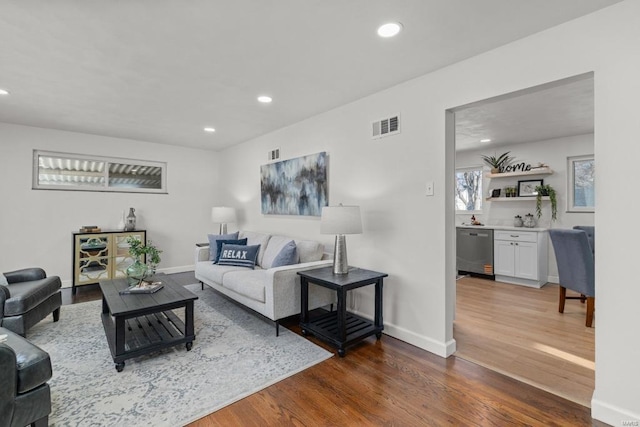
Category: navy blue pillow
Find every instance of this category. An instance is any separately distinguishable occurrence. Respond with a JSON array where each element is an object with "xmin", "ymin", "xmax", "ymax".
[
  {"xmin": 217, "ymin": 244, "xmax": 260, "ymax": 269},
  {"xmin": 213, "ymin": 238, "xmax": 247, "ymax": 264}
]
